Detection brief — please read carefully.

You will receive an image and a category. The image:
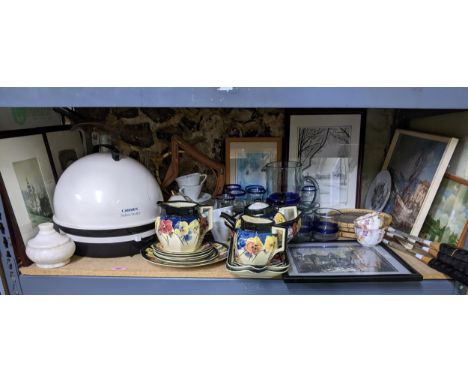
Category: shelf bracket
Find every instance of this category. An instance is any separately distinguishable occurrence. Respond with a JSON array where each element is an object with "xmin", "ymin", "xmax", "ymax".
[{"xmin": 0, "ymin": 192, "xmax": 23, "ymax": 295}]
